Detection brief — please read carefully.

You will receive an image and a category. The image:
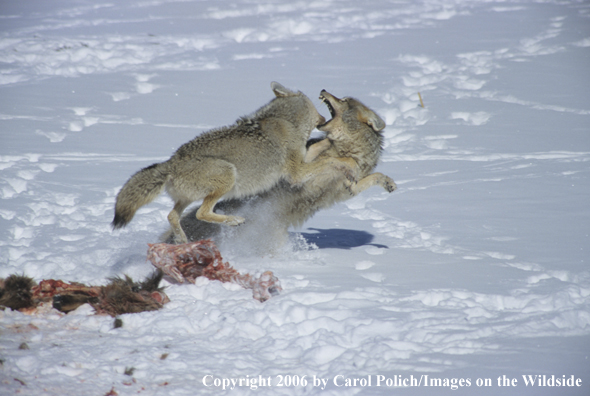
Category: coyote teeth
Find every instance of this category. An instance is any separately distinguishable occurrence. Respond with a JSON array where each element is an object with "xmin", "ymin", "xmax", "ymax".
[{"xmin": 320, "ymin": 96, "xmax": 335, "ymax": 117}]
